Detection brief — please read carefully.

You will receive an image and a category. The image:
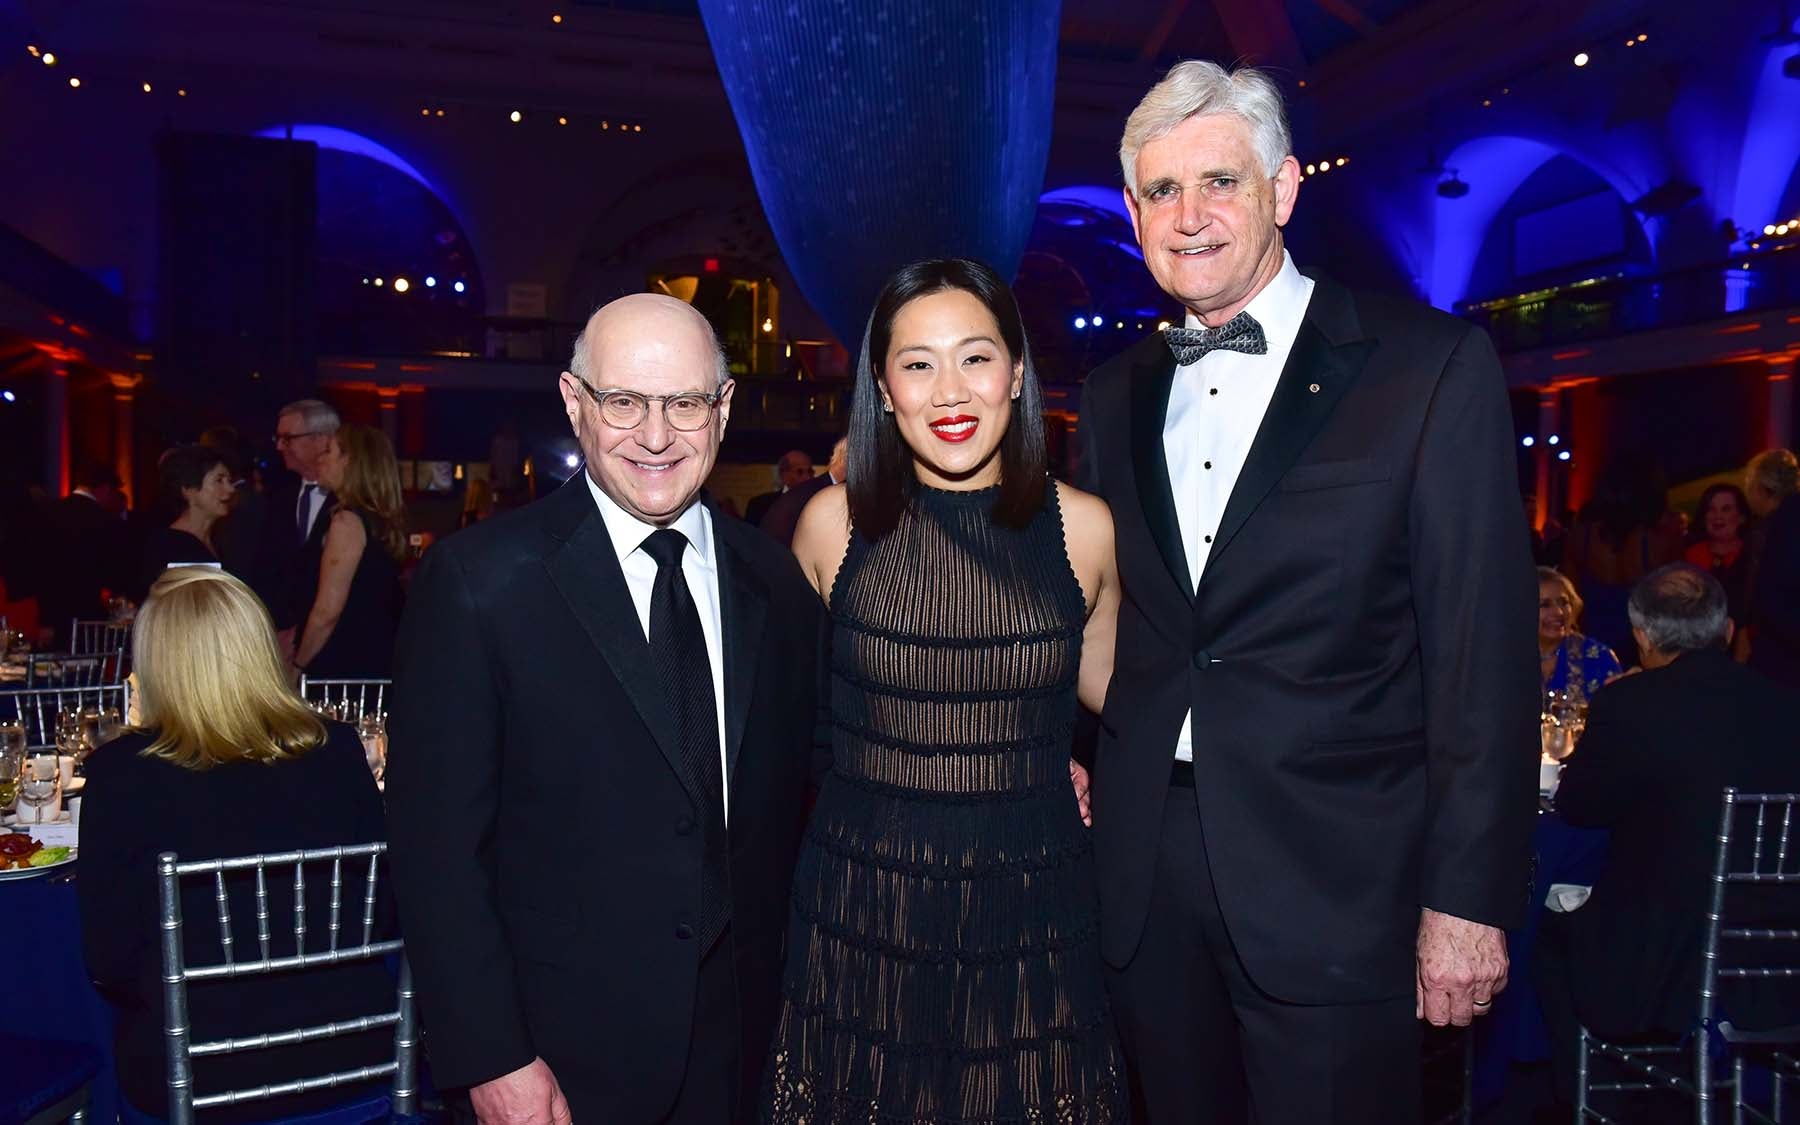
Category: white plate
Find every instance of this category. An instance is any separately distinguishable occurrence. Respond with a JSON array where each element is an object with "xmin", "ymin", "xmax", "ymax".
[{"xmin": 0, "ymin": 850, "xmax": 75, "ymax": 880}]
